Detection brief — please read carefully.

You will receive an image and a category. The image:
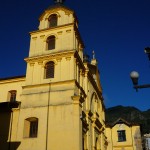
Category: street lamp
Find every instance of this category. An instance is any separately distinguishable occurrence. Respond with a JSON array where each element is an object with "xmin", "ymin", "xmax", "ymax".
[
  {"xmin": 130, "ymin": 47, "xmax": 150, "ymax": 91},
  {"xmin": 130, "ymin": 71, "xmax": 150, "ymax": 91}
]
